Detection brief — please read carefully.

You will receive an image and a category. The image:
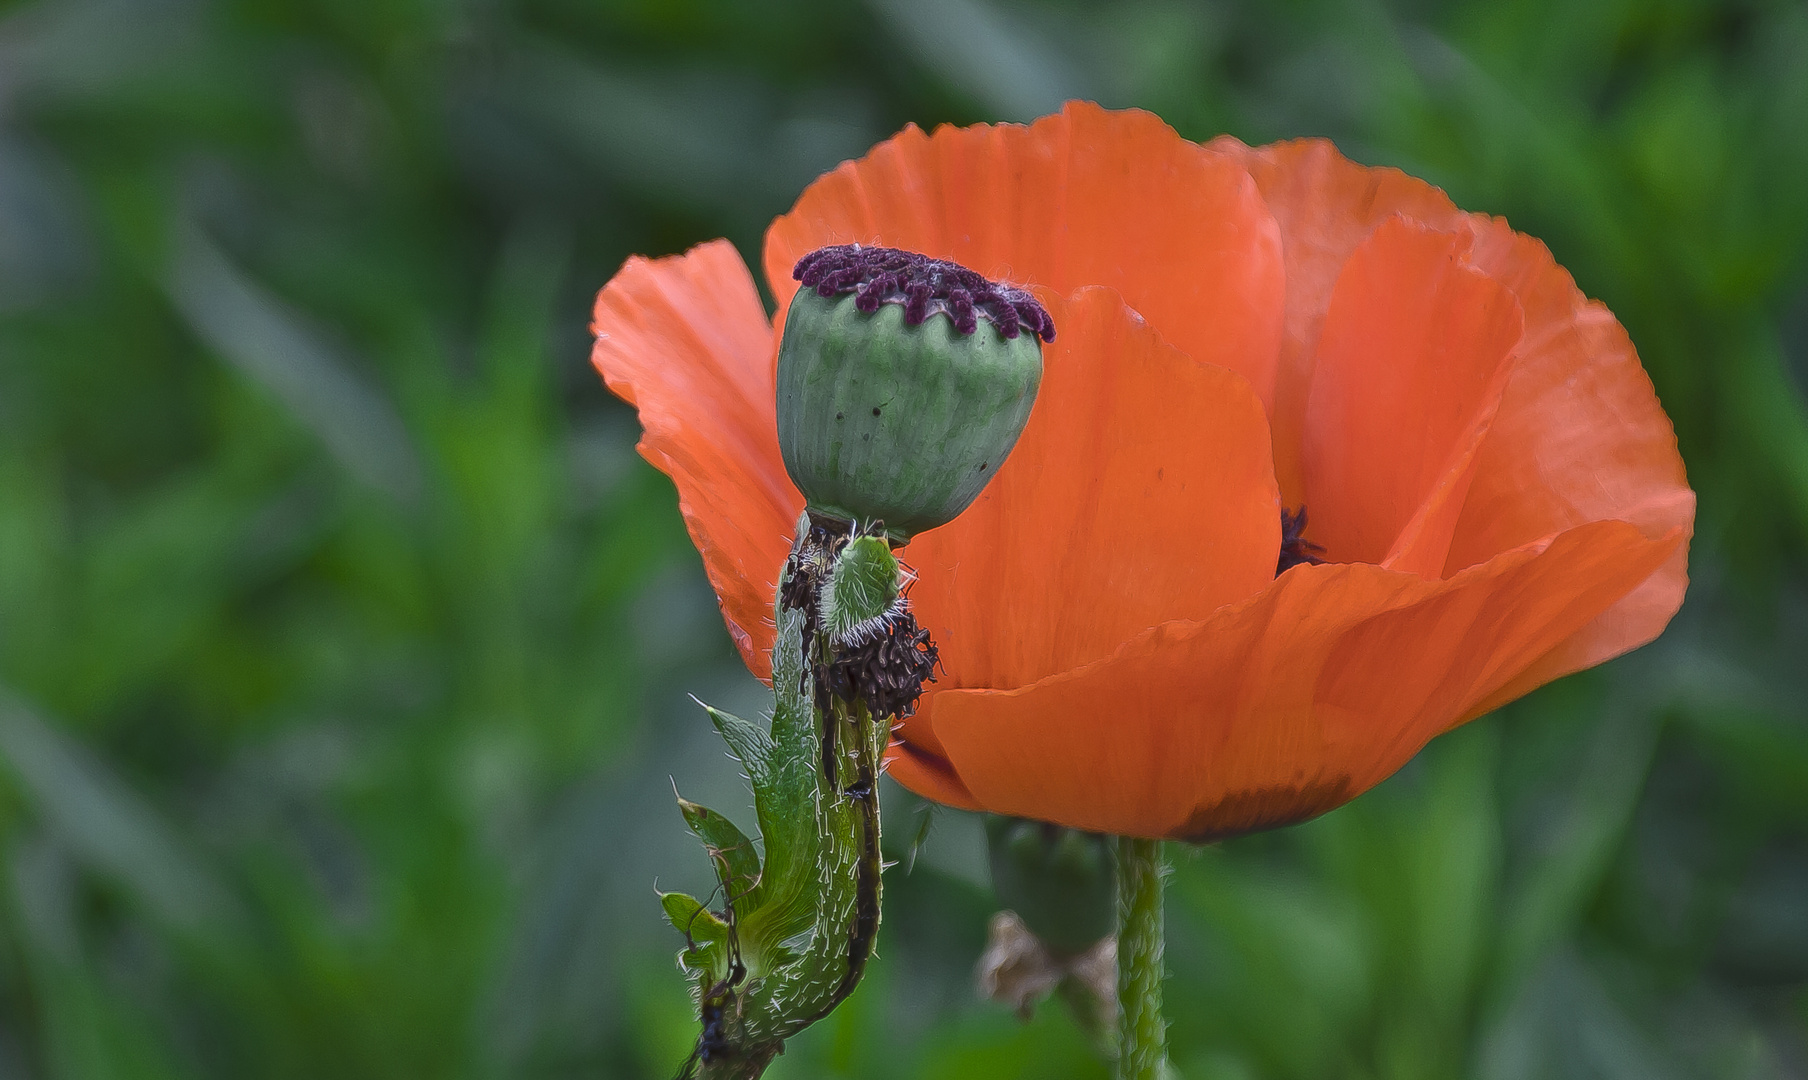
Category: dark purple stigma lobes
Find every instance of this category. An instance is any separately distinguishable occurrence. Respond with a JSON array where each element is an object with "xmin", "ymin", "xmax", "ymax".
[
  {"xmin": 1277, "ymin": 506, "xmax": 1324, "ymax": 576},
  {"xmin": 794, "ymin": 244, "xmax": 1056, "ymax": 343}
]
